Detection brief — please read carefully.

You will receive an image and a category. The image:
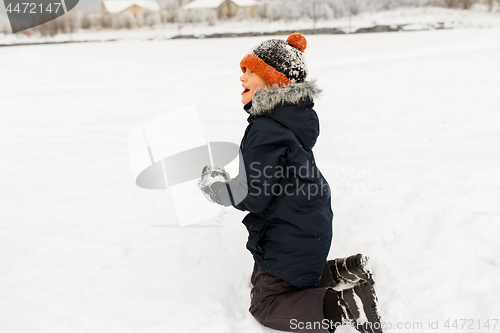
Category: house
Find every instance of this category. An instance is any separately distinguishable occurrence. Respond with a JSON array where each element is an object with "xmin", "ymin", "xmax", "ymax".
[
  {"xmin": 102, "ymin": 0, "xmax": 161, "ymax": 15},
  {"xmin": 182, "ymin": 0, "xmax": 258, "ymax": 20}
]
